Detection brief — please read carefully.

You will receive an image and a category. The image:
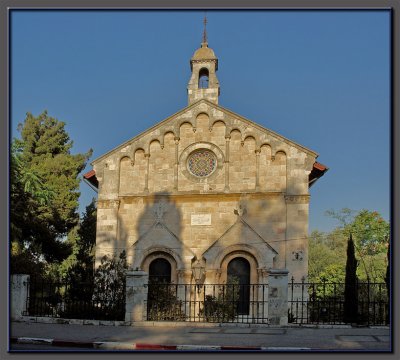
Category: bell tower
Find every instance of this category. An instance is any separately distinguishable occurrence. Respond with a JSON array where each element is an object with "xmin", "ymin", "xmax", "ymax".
[{"xmin": 187, "ymin": 17, "xmax": 220, "ymax": 105}]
